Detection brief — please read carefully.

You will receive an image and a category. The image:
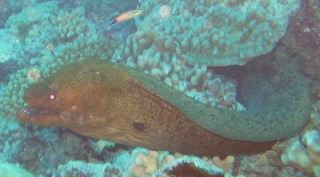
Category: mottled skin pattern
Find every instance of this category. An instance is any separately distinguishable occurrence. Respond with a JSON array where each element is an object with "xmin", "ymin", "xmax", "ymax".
[{"xmin": 17, "ymin": 59, "xmax": 309, "ymax": 157}]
